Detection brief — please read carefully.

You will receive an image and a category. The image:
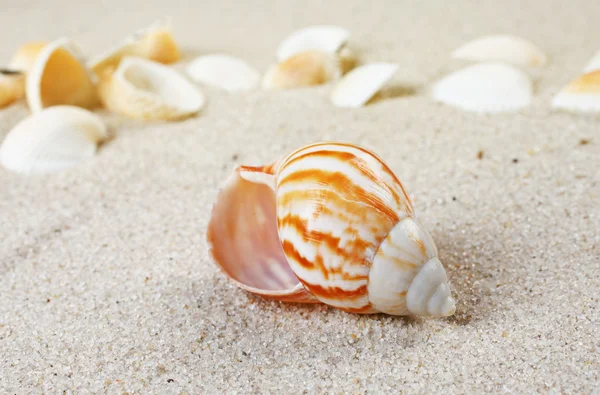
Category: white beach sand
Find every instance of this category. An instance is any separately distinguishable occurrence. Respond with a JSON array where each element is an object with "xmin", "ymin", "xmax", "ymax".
[{"xmin": 0, "ymin": 0, "xmax": 599, "ymax": 392}]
